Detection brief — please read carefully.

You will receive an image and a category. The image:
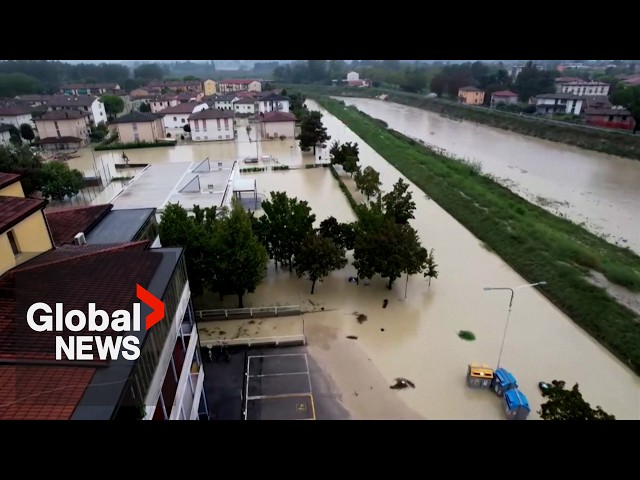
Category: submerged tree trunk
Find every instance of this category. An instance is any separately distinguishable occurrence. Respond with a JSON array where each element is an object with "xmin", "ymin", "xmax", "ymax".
[
  {"xmin": 310, "ymin": 279, "xmax": 317, "ymax": 294},
  {"xmin": 387, "ymin": 277, "xmax": 395, "ymax": 290},
  {"xmin": 237, "ymin": 292, "xmax": 244, "ymax": 308}
]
